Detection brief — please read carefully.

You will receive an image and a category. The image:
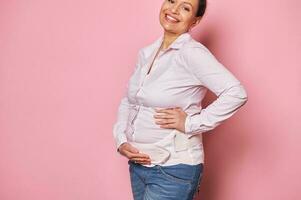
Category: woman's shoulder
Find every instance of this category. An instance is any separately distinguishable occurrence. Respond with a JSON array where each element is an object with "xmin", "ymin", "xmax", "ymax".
[
  {"xmin": 181, "ymin": 38, "xmax": 212, "ymax": 55},
  {"xmin": 178, "ymin": 38, "xmax": 222, "ymax": 71}
]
